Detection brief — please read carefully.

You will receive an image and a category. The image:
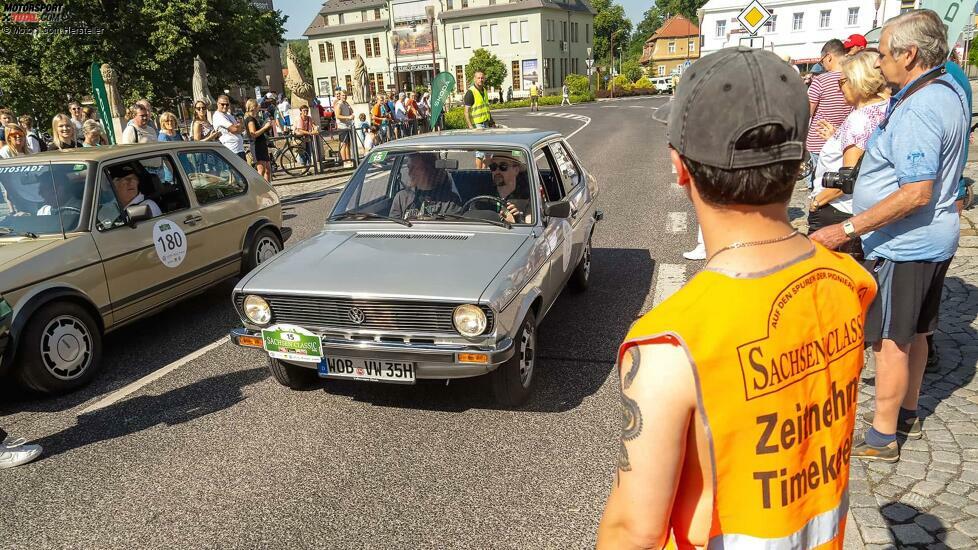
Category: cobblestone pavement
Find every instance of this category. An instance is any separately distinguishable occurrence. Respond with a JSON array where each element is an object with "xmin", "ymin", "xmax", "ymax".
[
  {"xmin": 271, "ymin": 168, "xmax": 351, "ymax": 201},
  {"xmin": 792, "ymin": 165, "xmax": 978, "ymax": 549}
]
